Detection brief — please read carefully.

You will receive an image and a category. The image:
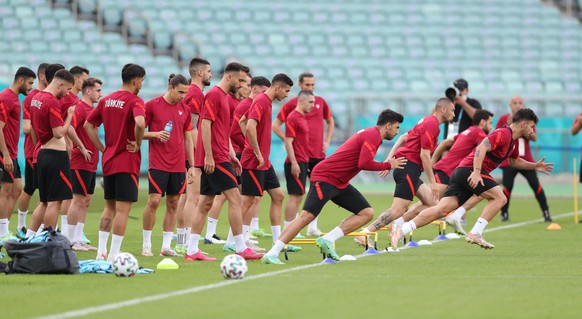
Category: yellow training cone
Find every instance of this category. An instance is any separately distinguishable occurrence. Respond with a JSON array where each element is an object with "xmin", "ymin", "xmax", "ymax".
[
  {"xmin": 546, "ymin": 223, "xmax": 562, "ymax": 230},
  {"xmin": 156, "ymin": 258, "xmax": 179, "ymax": 270}
]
